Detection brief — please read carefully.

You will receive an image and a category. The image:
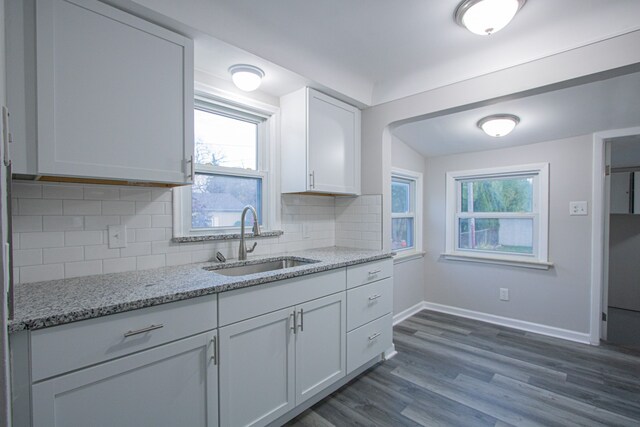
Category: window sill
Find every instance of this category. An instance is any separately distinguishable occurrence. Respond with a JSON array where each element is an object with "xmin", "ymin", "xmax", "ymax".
[
  {"xmin": 440, "ymin": 253, "xmax": 553, "ymax": 270},
  {"xmin": 393, "ymin": 251, "xmax": 426, "ymax": 264},
  {"xmin": 172, "ymin": 230, "xmax": 283, "ymax": 243}
]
